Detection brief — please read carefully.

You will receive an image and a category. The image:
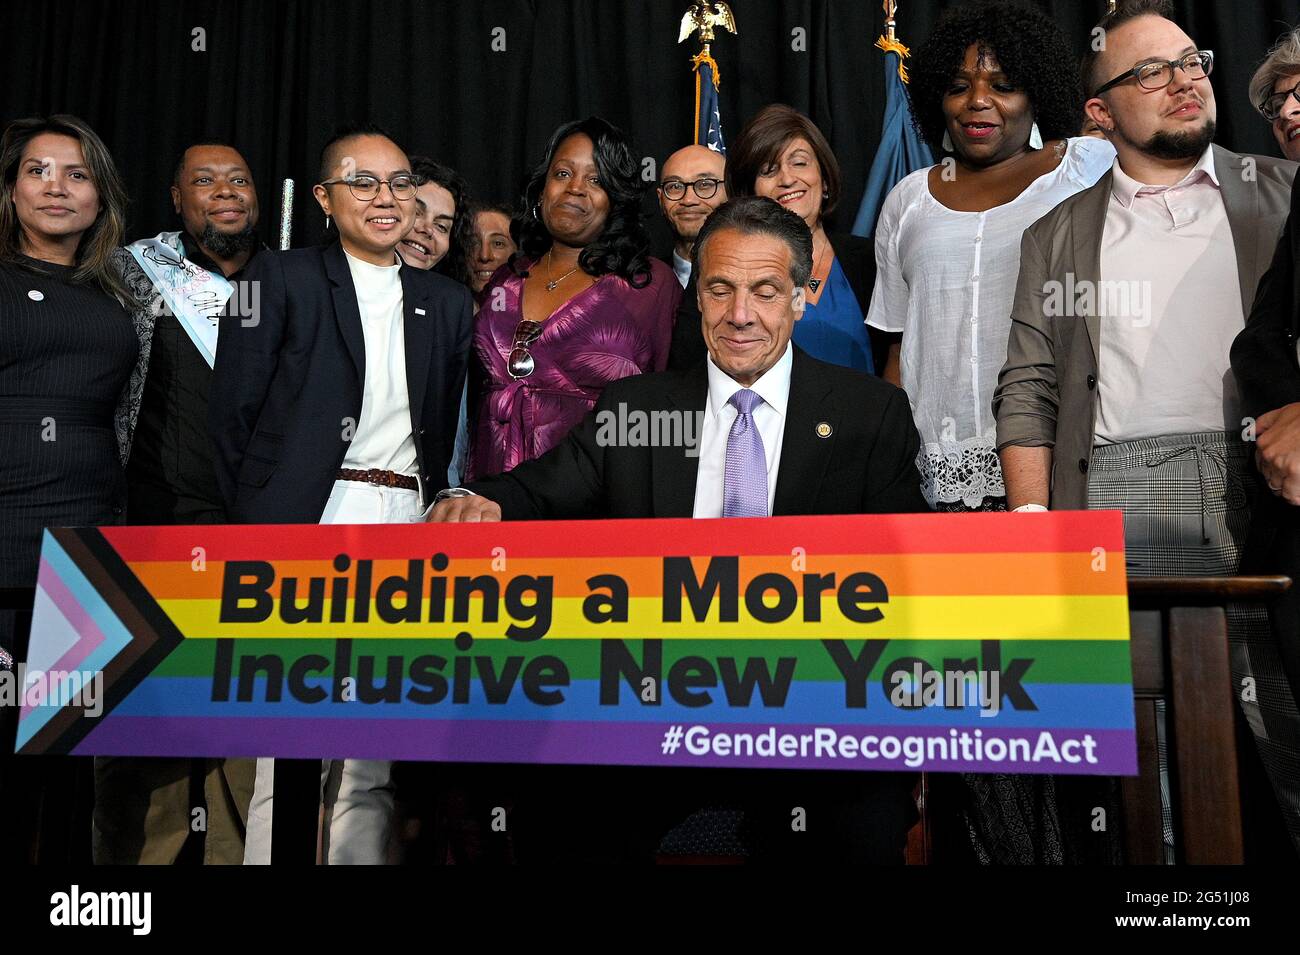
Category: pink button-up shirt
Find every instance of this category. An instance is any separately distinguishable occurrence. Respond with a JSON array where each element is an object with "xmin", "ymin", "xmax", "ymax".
[{"xmin": 1095, "ymin": 146, "xmax": 1244, "ymax": 444}]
